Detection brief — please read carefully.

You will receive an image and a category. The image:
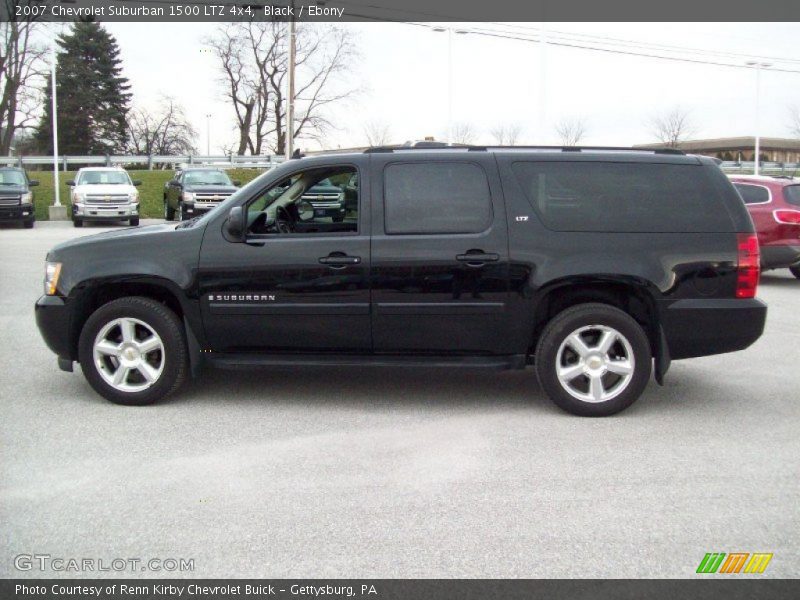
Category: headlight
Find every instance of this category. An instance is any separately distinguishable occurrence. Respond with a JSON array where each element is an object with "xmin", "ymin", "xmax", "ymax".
[
  {"xmin": 130, "ymin": 191, "xmax": 139, "ymax": 202},
  {"xmin": 44, "ymin": 262, "xmax": 62, "ymax": 296},
  {"xmin": 182, "ymin": 191, "xmax": 195, "ymax": 203},
  {"xmin": 21, "ymin": 191, "xmax": 33, "ymax": 203},
  {"xmin": 71, "ymin": 191, "xmax": 84, "ymax": 203}
]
